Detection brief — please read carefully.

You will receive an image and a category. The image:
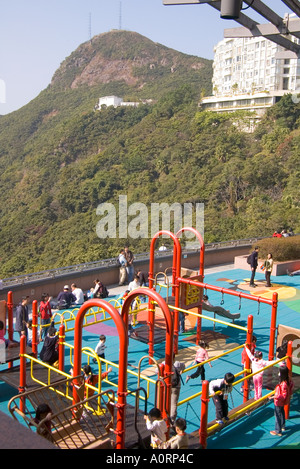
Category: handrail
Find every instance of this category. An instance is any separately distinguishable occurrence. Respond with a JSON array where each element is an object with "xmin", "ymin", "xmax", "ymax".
[
  {"xmin": 184, "ymin": 344, "xmax": 245, "ymax": 375},
  {"xmin": 1, "ymin": 235, "xmax": 268, "ymax": 288}
]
